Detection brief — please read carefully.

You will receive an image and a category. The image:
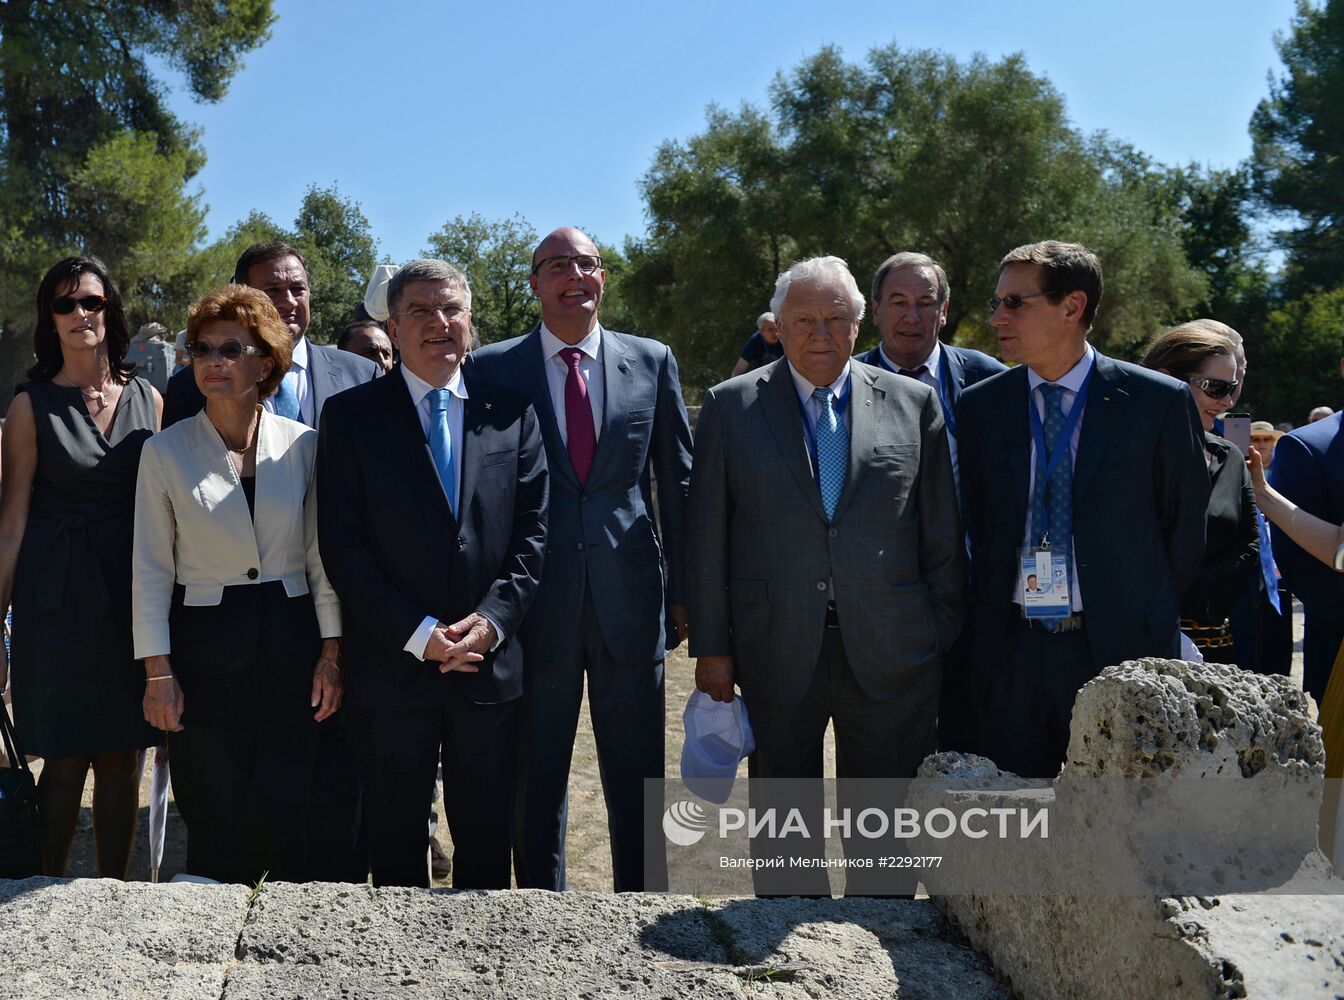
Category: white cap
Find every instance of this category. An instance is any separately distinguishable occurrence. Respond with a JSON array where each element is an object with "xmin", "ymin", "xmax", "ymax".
[
  {"xmin": 680, "ymin": 689, "xmax": 755, "ymax": 804},
  {"xmin": 364, "ymin": 263, "xmax": 399, "ymax": 321}
]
